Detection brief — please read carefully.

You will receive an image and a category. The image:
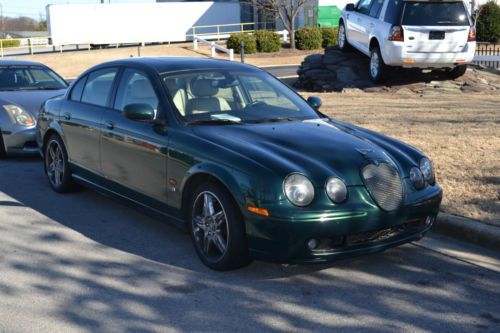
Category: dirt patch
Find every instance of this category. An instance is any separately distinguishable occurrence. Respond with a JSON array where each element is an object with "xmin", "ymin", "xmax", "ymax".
[{"xmin": 300, "ymin": 91, "xmax": 500, "ymax": 225}]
